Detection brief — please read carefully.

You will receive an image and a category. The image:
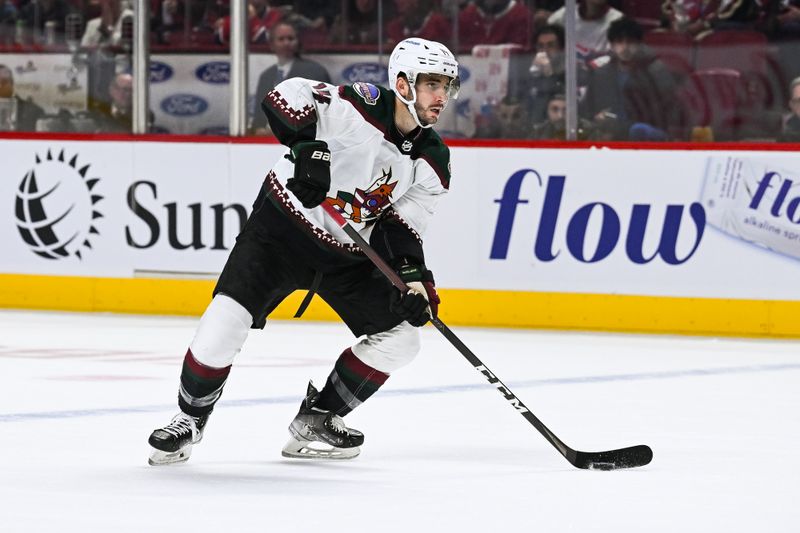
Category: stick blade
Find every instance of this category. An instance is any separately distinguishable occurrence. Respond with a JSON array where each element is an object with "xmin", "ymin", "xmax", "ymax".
[{"xmin": 572, "ymin": 445, "xmax": 653, "ymax": 470}]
